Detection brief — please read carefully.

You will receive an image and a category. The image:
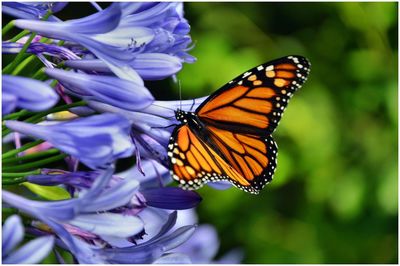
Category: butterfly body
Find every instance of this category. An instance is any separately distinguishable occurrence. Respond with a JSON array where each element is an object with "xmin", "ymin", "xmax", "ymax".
[{"xmin": 168, "ymin": 55, "xmax": 310, "ymax": 194}]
